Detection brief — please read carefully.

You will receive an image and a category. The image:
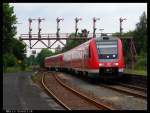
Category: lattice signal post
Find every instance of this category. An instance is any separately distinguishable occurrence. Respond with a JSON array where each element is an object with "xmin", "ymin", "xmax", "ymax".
[
  {"xmin": 19, "ymin": 17, "xmax": 137, "ymax": 69},
  {"xmin": 75, "ymin": 17, "xmax": 82, "ymax": 37},
  {"xmin": 93, "ymin": 17, "xmax": 100, "ymax": 38},
  {"xmin": 119, "ymin": 17, "xmax": 137, "ymax": 69},
  {"xmin": 19, "ymin": 17, "xmax": 89, "ymax": 50},
  {"xmin": 119, "ymin": 17, "xmax": 126, "ymax": 36}
]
